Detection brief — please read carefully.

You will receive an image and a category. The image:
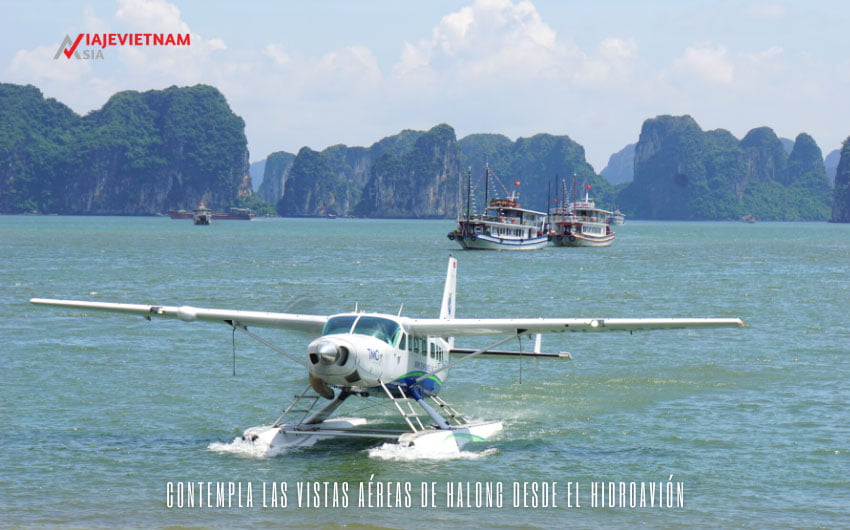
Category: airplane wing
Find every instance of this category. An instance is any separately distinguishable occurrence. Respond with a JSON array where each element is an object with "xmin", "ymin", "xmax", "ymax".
[
  {"xmin": 406, "ymin": 317, "xmax": 744, "ymax": 337},
  {"xmin": 29, "ymin": 298, "xmax": 328, "ymax": 333}
]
